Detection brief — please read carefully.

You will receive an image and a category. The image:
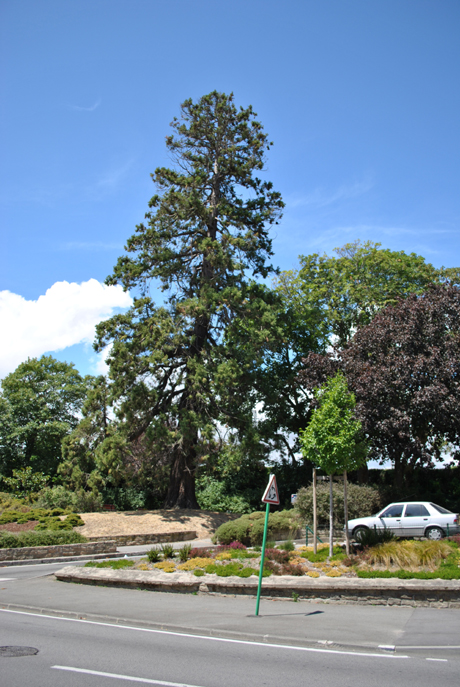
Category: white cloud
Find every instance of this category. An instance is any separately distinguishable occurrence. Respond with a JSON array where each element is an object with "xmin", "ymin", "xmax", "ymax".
[
  {"xmin": 287, "ymin": 177, "xmax": 374, "ymax": 209},
  {"xmin": 67, "ymin": 98, "xmax": 102, "ymax": 112},
  {"xmin": 0, "ymin": 279, "xmax": 132, "ymax": 378}
]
